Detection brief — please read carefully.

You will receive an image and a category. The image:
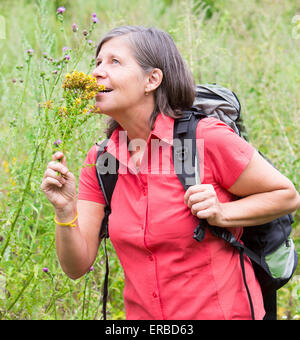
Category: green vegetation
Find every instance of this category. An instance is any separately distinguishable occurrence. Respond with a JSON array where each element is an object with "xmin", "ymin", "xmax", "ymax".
[{"xmin": 0, "ymin": 0, "xmax": 299, "ymax": 320}]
